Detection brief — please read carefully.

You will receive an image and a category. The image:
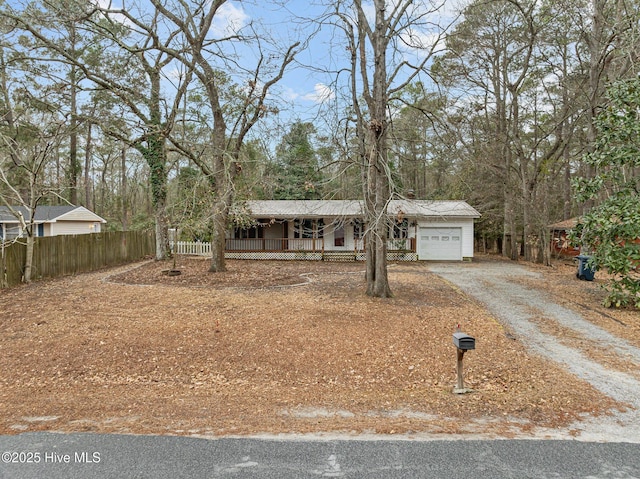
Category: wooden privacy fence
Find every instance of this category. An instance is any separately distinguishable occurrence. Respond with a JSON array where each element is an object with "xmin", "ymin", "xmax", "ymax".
[{"xmin": 1, "ymin": 230, "xmax": 156, "ymax": 288}]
